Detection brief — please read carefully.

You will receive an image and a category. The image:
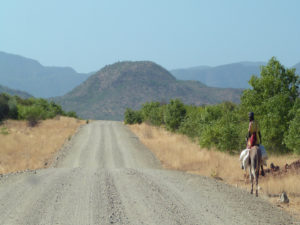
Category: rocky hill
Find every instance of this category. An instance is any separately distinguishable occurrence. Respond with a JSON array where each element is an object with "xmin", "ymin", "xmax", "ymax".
[
  {"xmin": 55, "ymin": 61, "xmax": 242, "ymax": 120},
  {"xmin": 0, "ymin": 51, "xmax": 89, "ymax": 98}
]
